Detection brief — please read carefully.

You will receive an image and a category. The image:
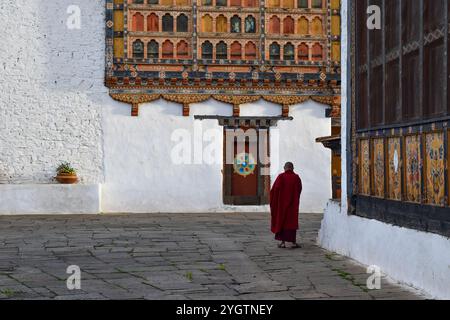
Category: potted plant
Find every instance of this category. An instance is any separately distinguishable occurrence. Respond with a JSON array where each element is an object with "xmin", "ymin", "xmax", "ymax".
[{"xmin": 55, "ymin": 162, "xmax": 78, "ymax": 184}]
